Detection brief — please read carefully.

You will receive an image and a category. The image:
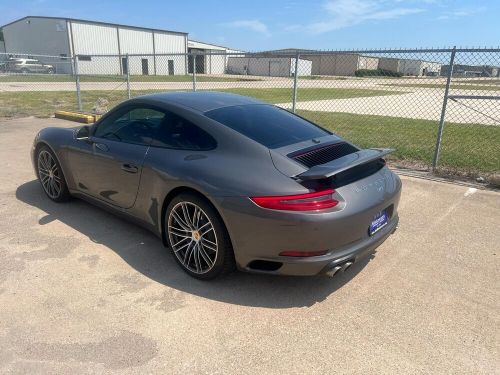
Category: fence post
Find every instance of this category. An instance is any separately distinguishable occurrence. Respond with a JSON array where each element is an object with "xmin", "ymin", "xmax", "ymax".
[
  {"xmin": 292, "ymin": 52, "xmax": 300, "ymax": 113},
  {"xmin": 126, "ymin": 54, "xmax": 131, "ymax": 99},
  {"xmin": 192, "ymin": 53, "xmax": 197, "ymax": 91},
  {"xmin": 432, "ymin": 46, "xmax": 456, "ymax": 170},
  {"xmin": 74, "ymin": 55, "xmax": 82, "ymax": 112}
]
